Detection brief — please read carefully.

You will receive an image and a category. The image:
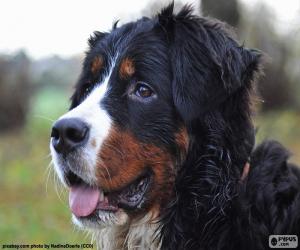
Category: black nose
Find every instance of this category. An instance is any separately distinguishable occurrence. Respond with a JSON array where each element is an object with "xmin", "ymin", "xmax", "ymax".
[{"xmin": 51, "ymin": 118, "xmax": 89, "ymax": 154}]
